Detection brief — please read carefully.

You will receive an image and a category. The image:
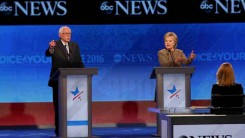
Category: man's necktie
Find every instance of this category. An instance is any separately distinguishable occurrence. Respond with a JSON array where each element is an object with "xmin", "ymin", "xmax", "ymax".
[
  {"xmin": 64, "ymin": 45, "xmax": 69, "ymax": 54},
  {"xmin": 64, "ymin": 45, "xmax": 70, "ymax": 61}
]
